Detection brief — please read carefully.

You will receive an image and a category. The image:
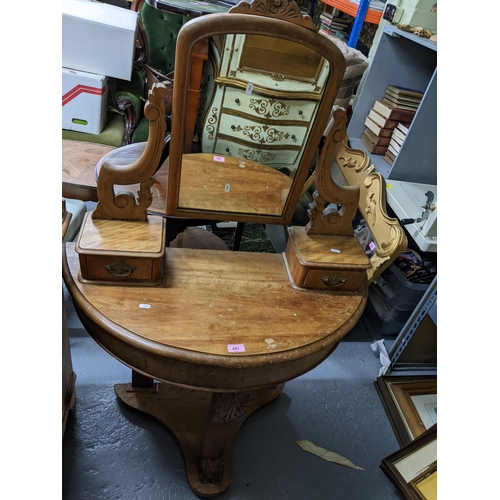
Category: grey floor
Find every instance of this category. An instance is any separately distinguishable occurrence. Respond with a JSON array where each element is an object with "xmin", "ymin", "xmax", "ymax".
[{"xmin": 62, "ymin": 279, "xmax": 404, "ymax": 500}]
